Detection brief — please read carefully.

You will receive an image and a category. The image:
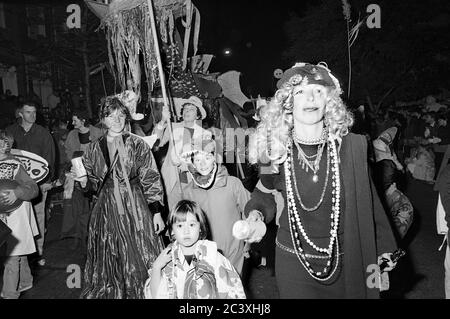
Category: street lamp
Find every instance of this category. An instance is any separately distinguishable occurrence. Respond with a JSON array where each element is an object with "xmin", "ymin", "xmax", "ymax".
[{"xmin": 223, "ymin": 48, "xmax": 232, "ymax": 57}]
